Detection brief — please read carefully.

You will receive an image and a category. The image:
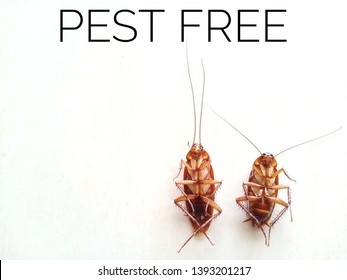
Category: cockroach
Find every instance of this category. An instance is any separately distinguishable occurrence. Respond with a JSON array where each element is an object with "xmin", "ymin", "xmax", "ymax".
[
  {"xmin": 213, "ymin": 110, "xmax": 341, "ymax": 246},
  {"xmin": 174, "ymin": 53, "xmax": 222, "ymax": 253}
]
